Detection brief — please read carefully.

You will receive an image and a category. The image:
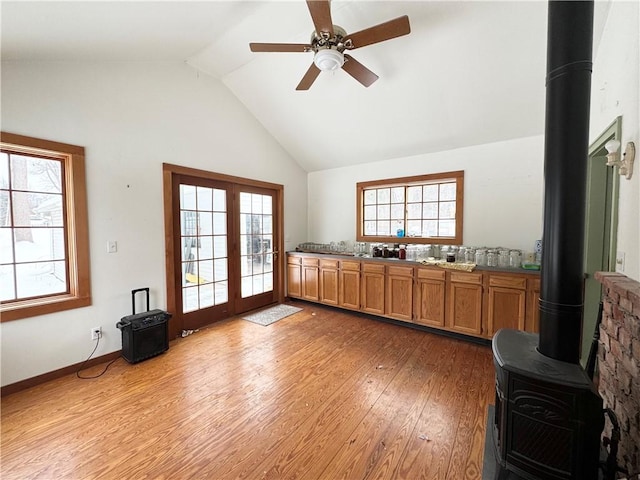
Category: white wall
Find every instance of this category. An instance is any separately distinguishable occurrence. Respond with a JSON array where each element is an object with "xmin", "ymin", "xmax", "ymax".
[
  {"xmin": 0, "ymin": 61, "xmax": 308, "ymax": 386},
  {"xmin": 590, "ymin": 0, "xmax": 639, "ymax": 281},
  {"xmin": 308, "ymin": 135, "xmax": 545, "ymax": 253}
]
